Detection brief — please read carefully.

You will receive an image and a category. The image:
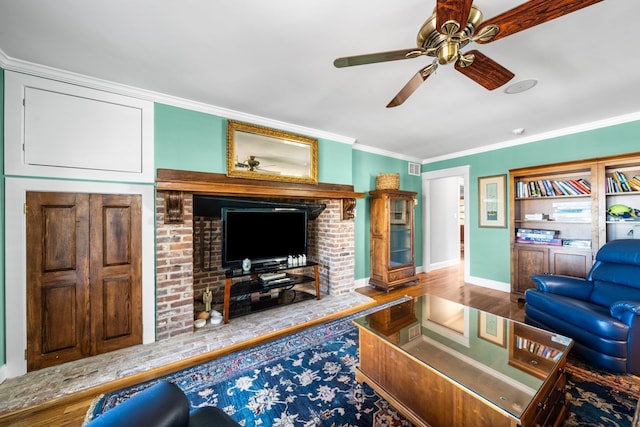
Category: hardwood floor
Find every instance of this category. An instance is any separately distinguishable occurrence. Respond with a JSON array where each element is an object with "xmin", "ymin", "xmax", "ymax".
[
  {"xmin": 358, "ymin": 263, "xmax": 525, "ymax": 323},
  {"xmin": 0, "ymin": 262, "xmax": 521, "ymax": 427}
]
